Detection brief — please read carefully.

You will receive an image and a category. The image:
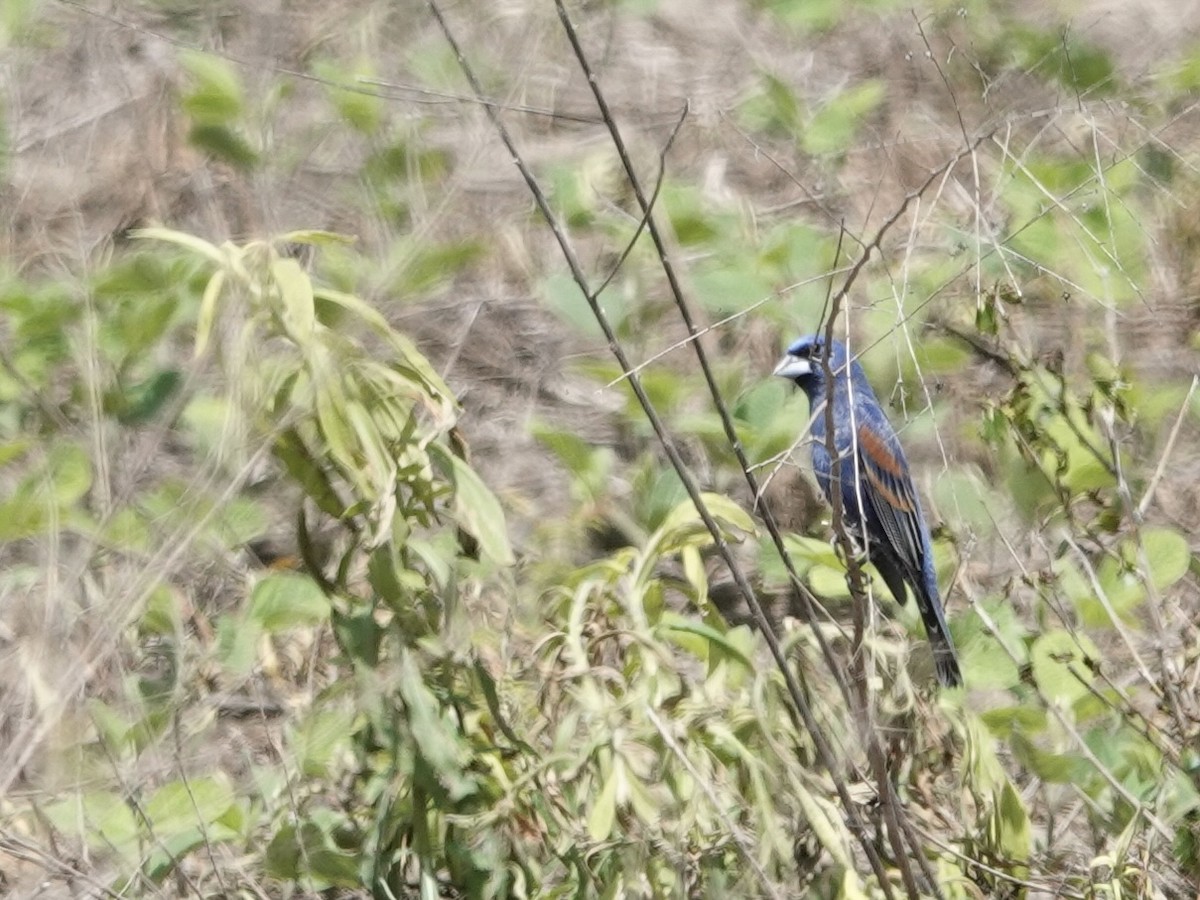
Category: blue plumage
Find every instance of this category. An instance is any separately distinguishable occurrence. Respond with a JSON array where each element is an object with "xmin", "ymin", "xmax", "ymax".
[{"xmin": 774, "ymin": 336, "xmax": 962, "ymax": 687}]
